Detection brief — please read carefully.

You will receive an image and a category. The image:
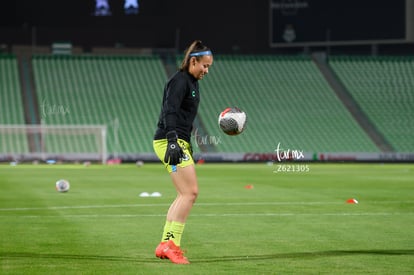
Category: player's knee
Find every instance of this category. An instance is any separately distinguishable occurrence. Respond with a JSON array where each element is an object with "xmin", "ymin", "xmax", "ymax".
[
  {"xmin": 192, "ymin": 189, "xmax": 199, "ymax": 202},
  {"xmin": 191, "ymin": 189, "xmax": 199, "ymax": 202},
  {"xmin": 185, "ymin": 188, "xmax": 198, "ymax": 204}
]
